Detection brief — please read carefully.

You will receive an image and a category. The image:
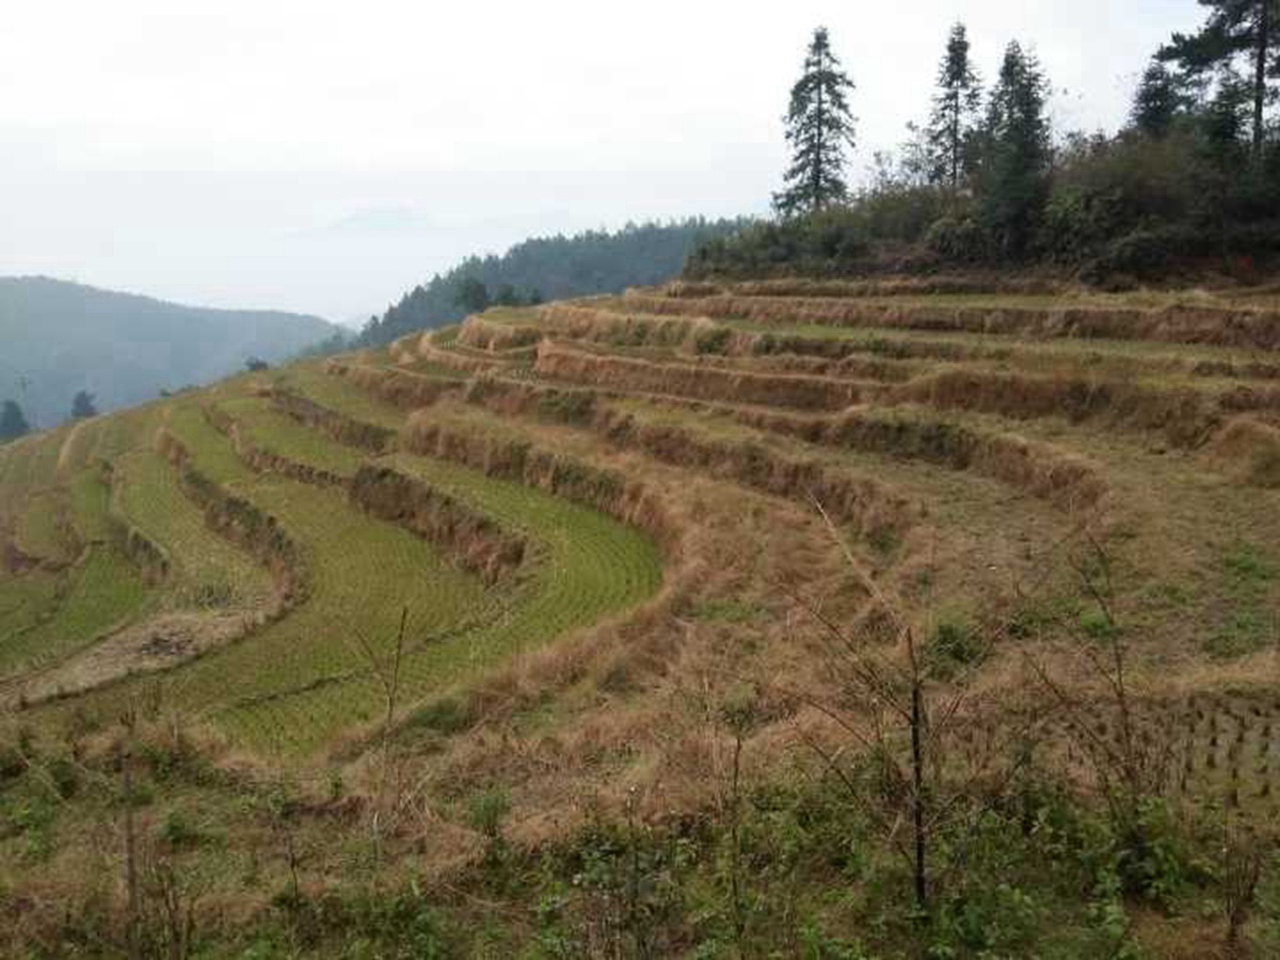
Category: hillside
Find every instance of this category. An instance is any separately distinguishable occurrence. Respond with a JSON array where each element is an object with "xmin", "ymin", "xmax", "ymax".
[
  {"xmin": 357, "ymin": 218, "xmax": 747, "ymax": 346},
  {"xmin": 0, "ymin": 277, "xmax": 338, "ymax": 428},
  {"xmin": 3, "ymin": 279, "xmax": 1280, "ymax": 955}
]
